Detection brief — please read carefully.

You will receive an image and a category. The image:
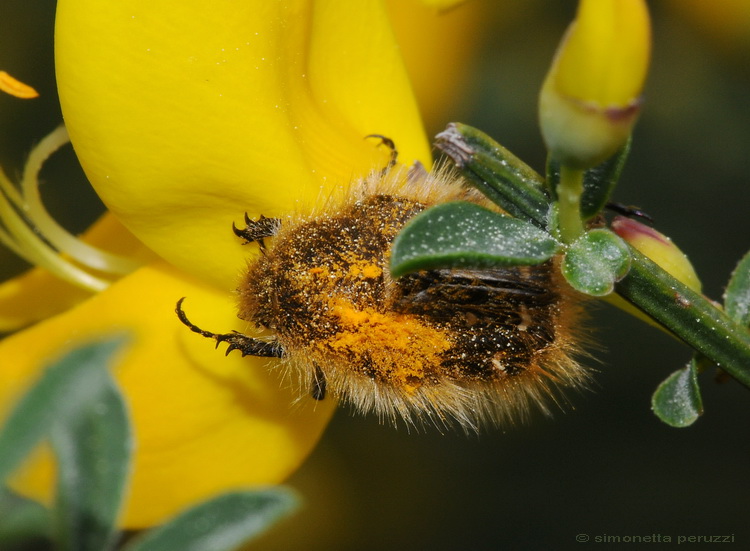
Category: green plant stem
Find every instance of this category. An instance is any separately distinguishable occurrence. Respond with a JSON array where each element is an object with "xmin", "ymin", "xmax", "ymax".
[
  {"xmin": 556, "ymin": 165, "xmax": 585, "ymax": 243},
  {"xmin": 616, "ymin": 248, "xmax": 750, "ymax": 389}
]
